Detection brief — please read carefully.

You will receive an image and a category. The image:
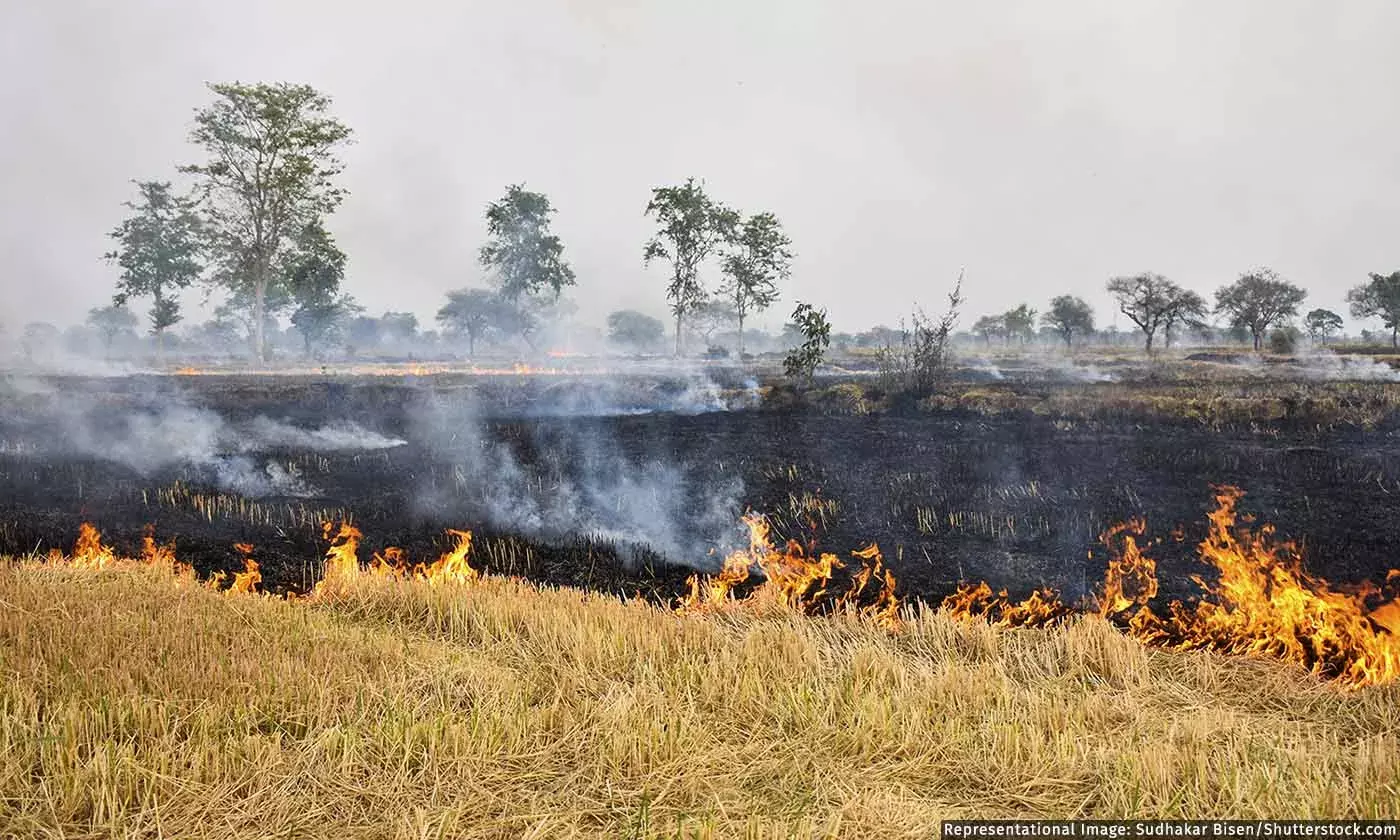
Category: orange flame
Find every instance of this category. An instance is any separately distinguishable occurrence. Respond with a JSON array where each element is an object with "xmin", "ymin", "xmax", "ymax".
[
  {"xmin": 419, "ymin": 529, "xmax": 479, "ymax": 585},
  {"xmin": 72, "ymin": 523, "xmax": 116, "ymax": 570},
  {"xmin": 943, "ymin": 486, "xmax": 1400, "ymax": 689},
  {"xmin": 678, "ymin": 514, "xmax": 900, "ymax": 625}
]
